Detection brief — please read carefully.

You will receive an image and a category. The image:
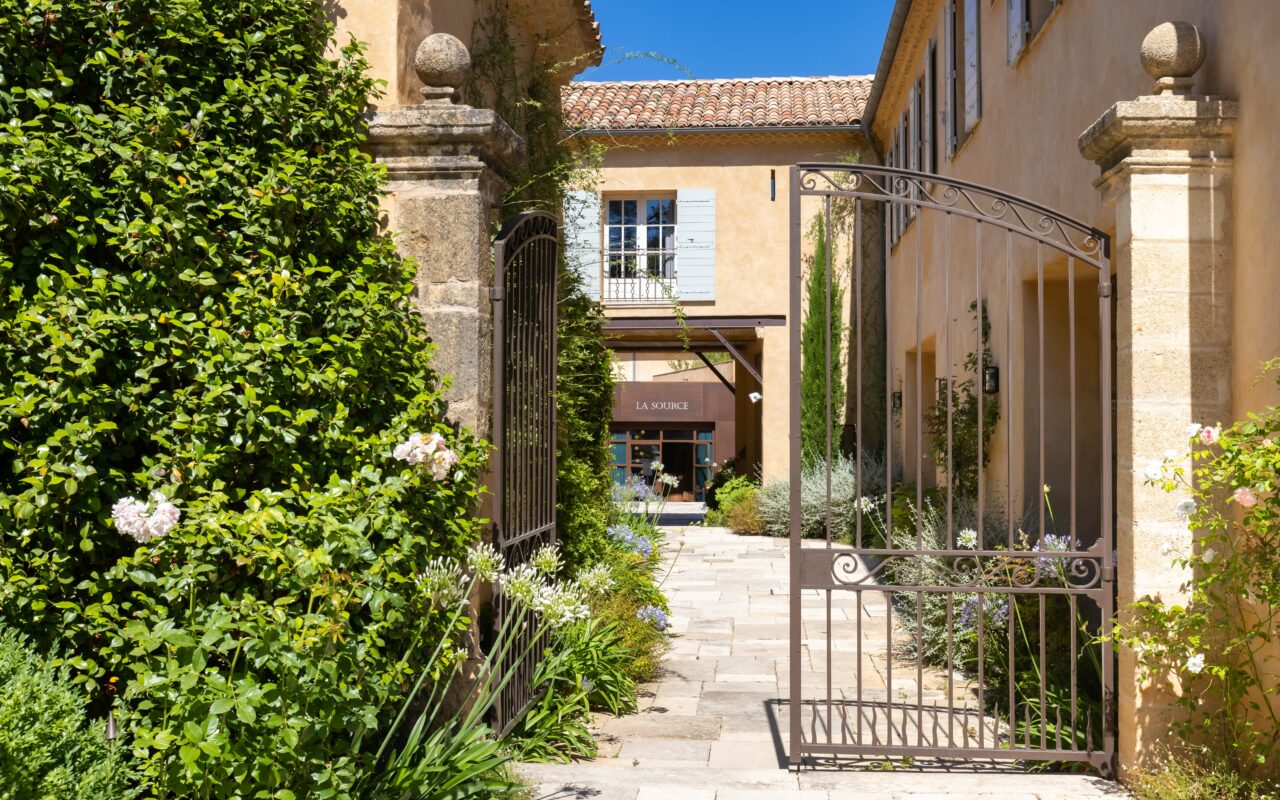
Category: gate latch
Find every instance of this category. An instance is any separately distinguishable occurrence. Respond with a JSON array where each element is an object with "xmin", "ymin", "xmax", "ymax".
[{"xmin": 489, "ymin": 286, "xmax": 506, "ymax": 302}]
